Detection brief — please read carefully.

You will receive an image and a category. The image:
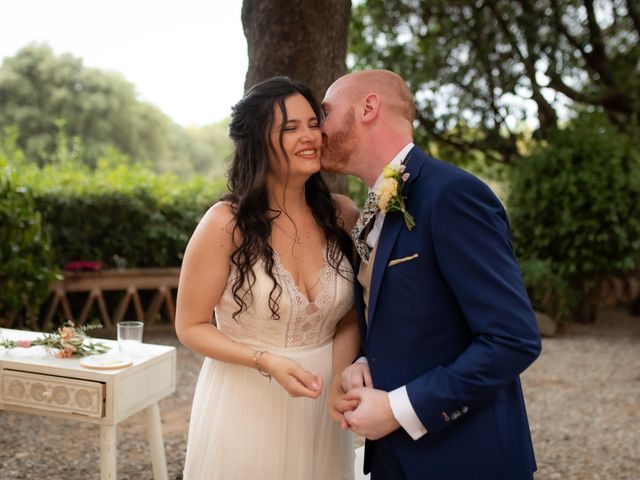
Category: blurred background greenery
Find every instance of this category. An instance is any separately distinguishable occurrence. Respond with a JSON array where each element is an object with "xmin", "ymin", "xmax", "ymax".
[{"xmin": 1, "ymin": 0, "xmax": 639, "ymax": 327}]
